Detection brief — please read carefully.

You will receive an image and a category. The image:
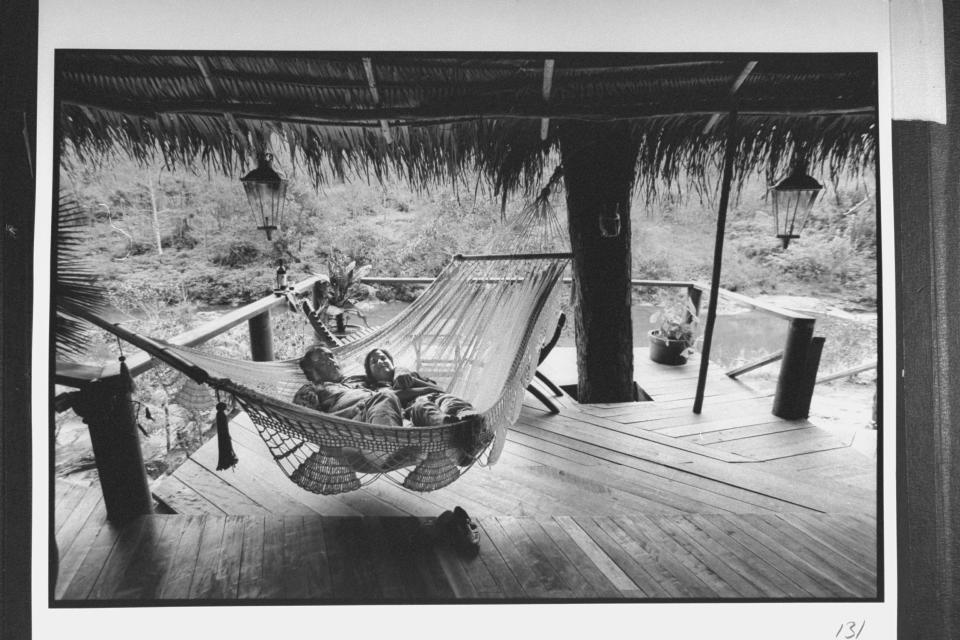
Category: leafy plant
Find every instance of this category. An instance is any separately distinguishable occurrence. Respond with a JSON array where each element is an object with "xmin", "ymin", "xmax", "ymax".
[
  {"xmin": 318, "ymin": 251, "xmax": 376, "ymax": 330},
  {"xmin": 649, "ymin": 291, "xmax": 699, "ymax": 349}
]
